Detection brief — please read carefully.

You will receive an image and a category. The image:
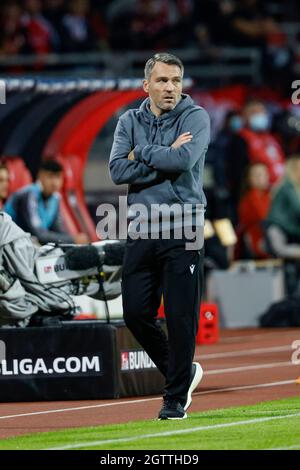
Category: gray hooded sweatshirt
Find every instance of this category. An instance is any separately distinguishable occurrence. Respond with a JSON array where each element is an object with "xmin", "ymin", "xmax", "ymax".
[{"xmin": 109, "ymin": 94, "xmax": 210, "ymax": 234}]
